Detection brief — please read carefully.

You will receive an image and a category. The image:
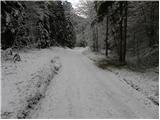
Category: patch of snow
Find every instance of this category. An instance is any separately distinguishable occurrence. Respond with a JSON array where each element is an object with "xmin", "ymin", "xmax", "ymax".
[{"xmin": 1, "ymin": 48, "xmax": 61, "ymax": 118}]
